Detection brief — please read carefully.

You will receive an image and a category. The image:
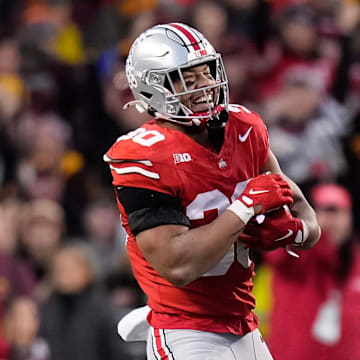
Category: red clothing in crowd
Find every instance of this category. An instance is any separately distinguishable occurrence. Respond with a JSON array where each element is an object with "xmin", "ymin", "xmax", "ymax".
[
  {"xmin": 0, "ymin": 333, "xmax": 10, "ymax": 359},
  {"xmin": 259, "ymin": 54, "xmax": 336, "ymax": 101},
  {"xmin": 265, "ymin": 235, "xmax": 360, "ymax": 360},
  {"xmin": 0, "ymin": 252, "xmax": 36, "ymax": 357}
]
